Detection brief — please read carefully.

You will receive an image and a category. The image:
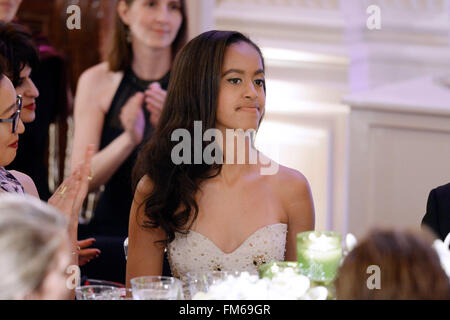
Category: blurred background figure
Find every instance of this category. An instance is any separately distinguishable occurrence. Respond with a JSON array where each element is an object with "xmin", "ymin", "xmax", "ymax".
[
  {"xmin": 0, "ymin": 193, "xmax": 72, "ymax": 300},
  {"xmin": 0, "ymin": 0, "xmax": 69, "ymax": 202},
  {"xmin": 0, "ymin": 22, "xmax": 100, "ymax": 268},
  {"xmin": 0, "ymin": 23, "xmax": 39, "ymax": 124},
  {"xmin": 335, "ymin": 229, "xmax": 450, "ymax": 300},
  {"xmin": 422, "ymin": 183, "xmax": 450, "ymax": 243},
  {"xmin": 70, "ymin": 0, "xmax": 188, "ymax": 284},
  {"xmin": 0, "ymin": 0, "xmax": 22, "ymax": 23}
]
